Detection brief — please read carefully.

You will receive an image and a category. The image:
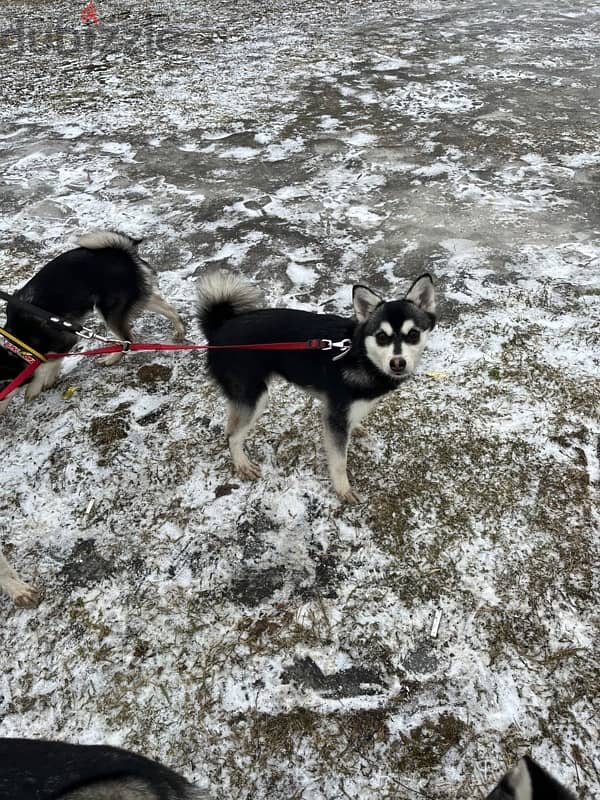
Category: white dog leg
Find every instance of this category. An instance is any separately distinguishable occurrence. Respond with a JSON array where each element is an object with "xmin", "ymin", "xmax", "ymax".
[
  {"xmin": 0, "ymin": 548, "xmax": 40, "ymax": 607},
  {"xmin": 24, "ymin": 360, "xmax": 62, "ymax": 401}
]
